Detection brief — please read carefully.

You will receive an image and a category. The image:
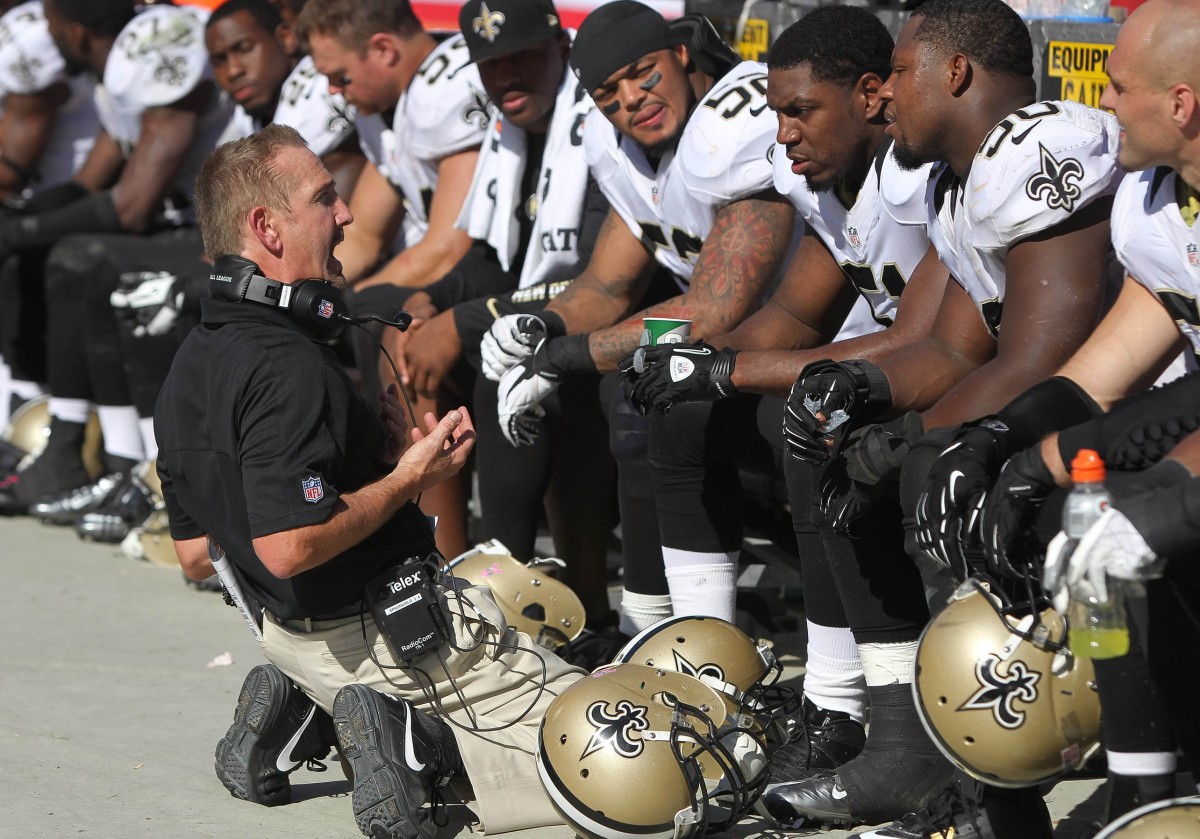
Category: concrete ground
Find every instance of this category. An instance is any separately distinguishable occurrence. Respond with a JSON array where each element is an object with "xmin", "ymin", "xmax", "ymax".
[{"xmin": 1, "ymin": 514, "xmax": 1113, "ymax": 839}]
